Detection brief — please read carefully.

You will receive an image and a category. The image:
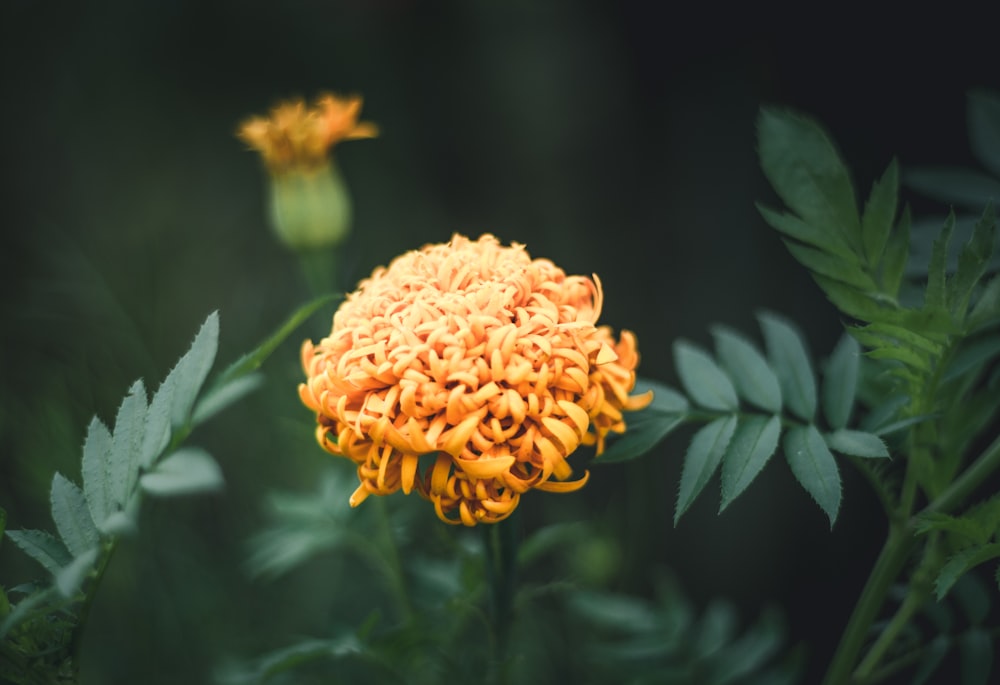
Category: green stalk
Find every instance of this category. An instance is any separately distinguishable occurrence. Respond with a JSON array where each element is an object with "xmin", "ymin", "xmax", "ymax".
[
  {"xmin": 483, "ymin": 512, "xmax": 519, "ymax": 684},
  {"xmin": 921, "ymin": 432, "xmax": 1000, "ymax": 516},
  {"xmin": 820, "ymin": 527, "xmax": 916, "ymax": 685},
  {"xmin": 67, "ymin": 538, "xmax": 117, "ymax": 678}
]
